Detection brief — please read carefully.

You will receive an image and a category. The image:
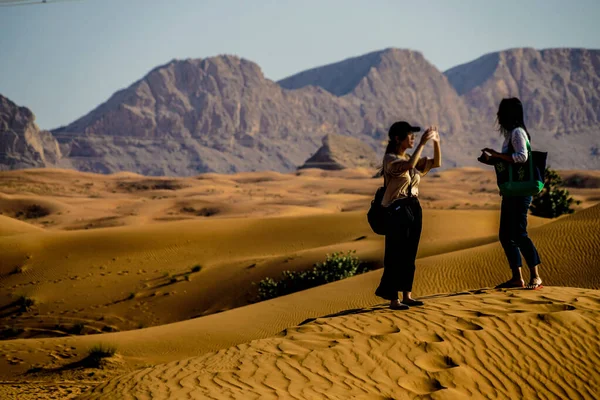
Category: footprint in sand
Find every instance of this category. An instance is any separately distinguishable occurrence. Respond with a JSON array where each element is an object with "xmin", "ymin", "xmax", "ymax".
[
  {"xmin": 574, "ymin": 296, "xmax": 600, "ymax": 309},
  {"xmin": 414, "ymin": 331, "xmax": 444, "ymax": 343},
  {"xmin": 446, "ymin": 318, "xmax": 483, "ymax": 332},
  {"xmin": 414, "ymin": 354, "xmax": 459, "ymax": 372},
  {"xmin": 509, "ymin": 298, "xmax": 577, "ymax": 313},
  {"xmin": 365, "ymin": 324, "xmax": 401, "ymax": 337},
  {"xmin": 397, "ymin": 375, "xmax": 445, "ymax": 395}
]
